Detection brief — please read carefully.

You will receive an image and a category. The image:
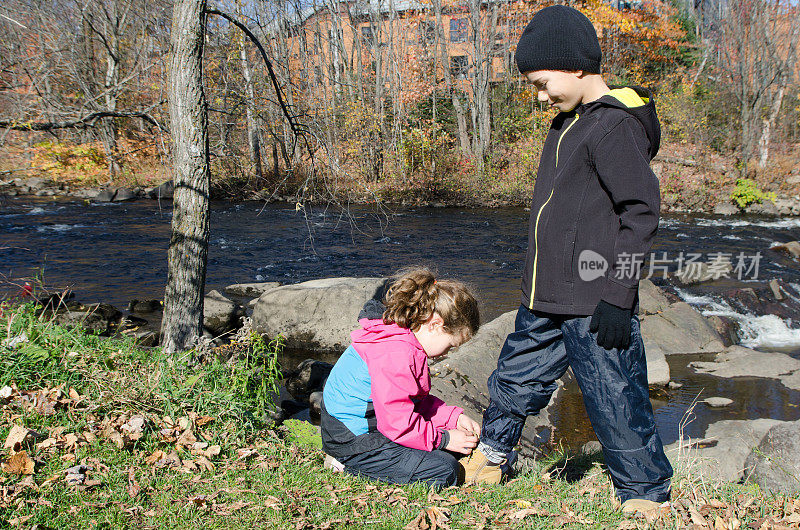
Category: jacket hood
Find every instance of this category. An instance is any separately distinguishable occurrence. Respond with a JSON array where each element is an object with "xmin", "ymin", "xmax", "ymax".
[
  {"xmin": 351, "ymin": 318, "xmax": 423, "ymax": 352},
  {"xmin": 583, "ymin": 85, "xmax": 661, "ymax": 159}
]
